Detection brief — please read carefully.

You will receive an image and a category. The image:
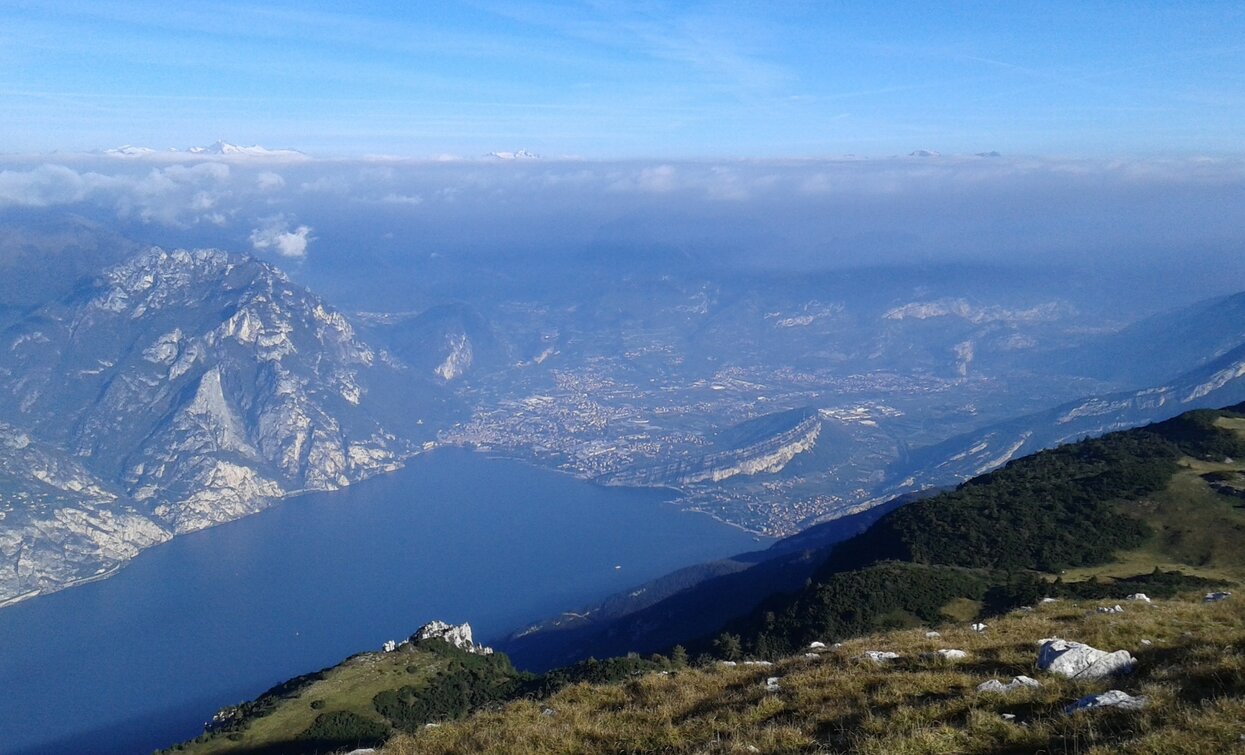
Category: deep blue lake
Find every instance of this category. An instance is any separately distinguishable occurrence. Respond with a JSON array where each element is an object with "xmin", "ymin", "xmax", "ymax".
[{"xmin": 0, "ymin": 449, "xmax": 765, "ymax": 755}]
